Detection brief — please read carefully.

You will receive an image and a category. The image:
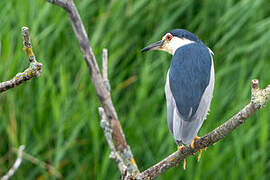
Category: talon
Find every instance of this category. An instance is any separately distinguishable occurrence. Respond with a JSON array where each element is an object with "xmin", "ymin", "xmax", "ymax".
[
  {"xmin": 130, "ymin": 157, "xmax": 136, "ymax": 165},
  {"xmin": 177, "ymin": 145, "xmax": 186, "ymax": 169},
  {"xmin": 191, "ymin": 136, "xmax": 199, "ymax": 149},
  {"xmin": 183, "ymin": 158, "xmax": 186, "ymax": 170},
  {"xmin": 177, "ymin": 145, "xmax": 184, "ymax": 151},
  {"xmin": 191, "ymin": 136, "xmax": 204, "ymax": 162}
]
